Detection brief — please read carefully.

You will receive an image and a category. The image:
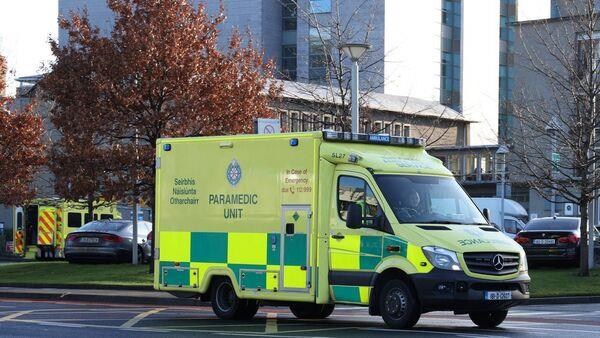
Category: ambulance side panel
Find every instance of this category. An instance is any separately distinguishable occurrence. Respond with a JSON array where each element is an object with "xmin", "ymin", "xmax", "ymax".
[{"xmin": 155, "ymin": 134, "xmax": 320, "ymax": 302}]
